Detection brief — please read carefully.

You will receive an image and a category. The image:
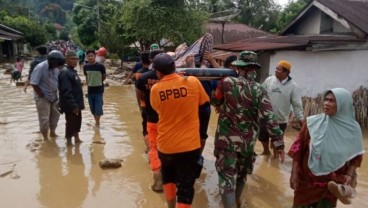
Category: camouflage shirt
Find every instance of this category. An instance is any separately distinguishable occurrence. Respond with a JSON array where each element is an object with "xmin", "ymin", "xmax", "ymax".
[{"xmin": 211, "ymin": 76, "xmax": 284, "ymax": 153}]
